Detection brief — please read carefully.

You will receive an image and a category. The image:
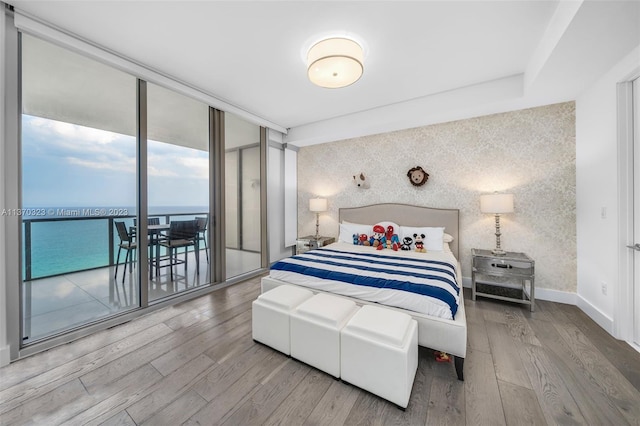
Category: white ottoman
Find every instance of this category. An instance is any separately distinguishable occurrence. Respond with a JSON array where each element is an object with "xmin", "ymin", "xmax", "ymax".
[
  {"xmin": 340, "ymin": 305, "xmax": 418, "ymax": 408},
  {"xmin": 290, "ymin": 293, "xmax": 360, "ymax": 378},
  {"xmin": 252, "ymin": 285, "xmax": 313, "ymax": 355}
]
